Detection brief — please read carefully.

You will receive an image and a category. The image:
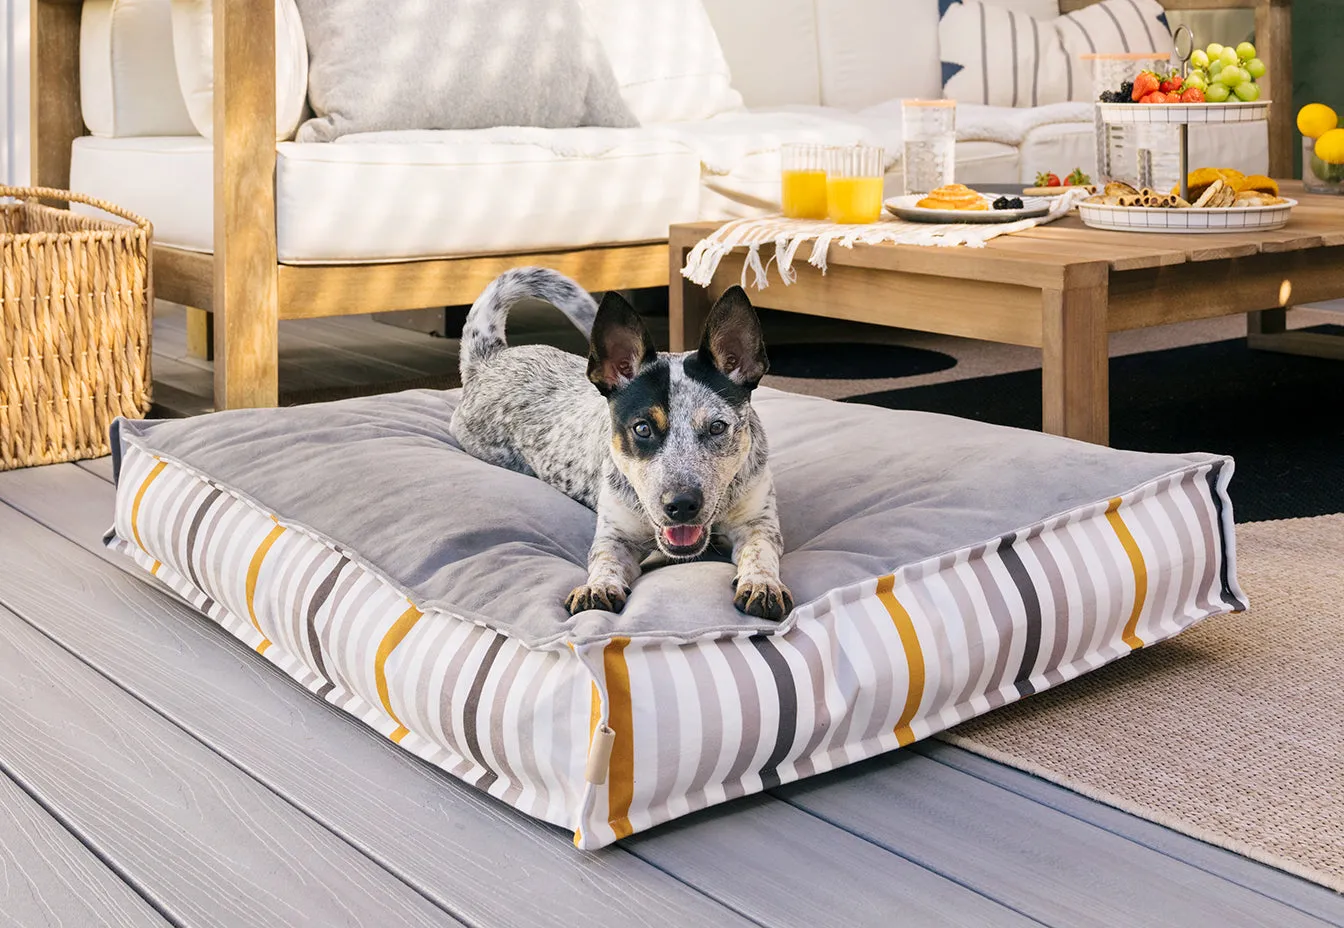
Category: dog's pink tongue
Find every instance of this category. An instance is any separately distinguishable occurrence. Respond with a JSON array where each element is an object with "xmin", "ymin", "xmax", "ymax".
[{"xmin": 662, "ymin": 525, "xmax": 705, "ymax": 548}]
